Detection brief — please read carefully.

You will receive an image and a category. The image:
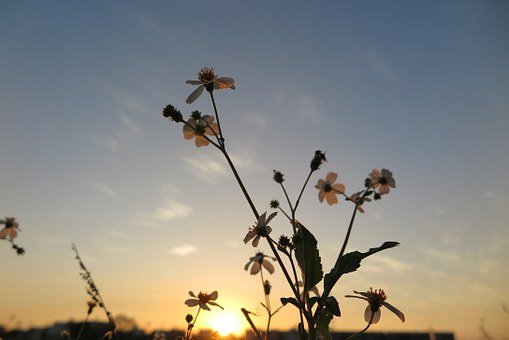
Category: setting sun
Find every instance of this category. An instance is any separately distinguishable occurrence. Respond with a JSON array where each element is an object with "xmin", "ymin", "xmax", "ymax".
[{"xmin": 207, "ymin": 311, "xmax": 246, "ymax": 336}]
